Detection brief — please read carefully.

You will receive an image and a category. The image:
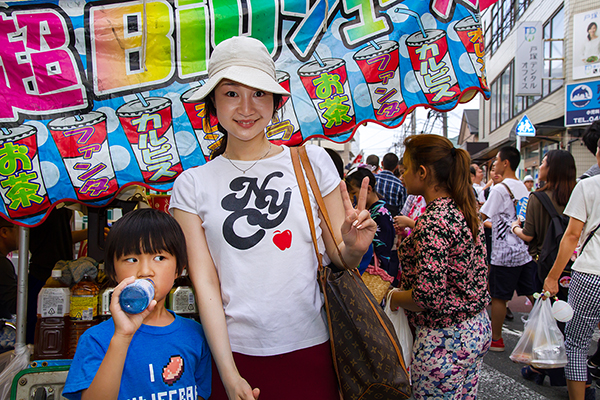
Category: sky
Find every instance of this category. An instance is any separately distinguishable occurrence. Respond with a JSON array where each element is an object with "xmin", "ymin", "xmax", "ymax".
[{"xmin": 355, "ymin": 94, "xmax": 481, "ymax": 159}]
